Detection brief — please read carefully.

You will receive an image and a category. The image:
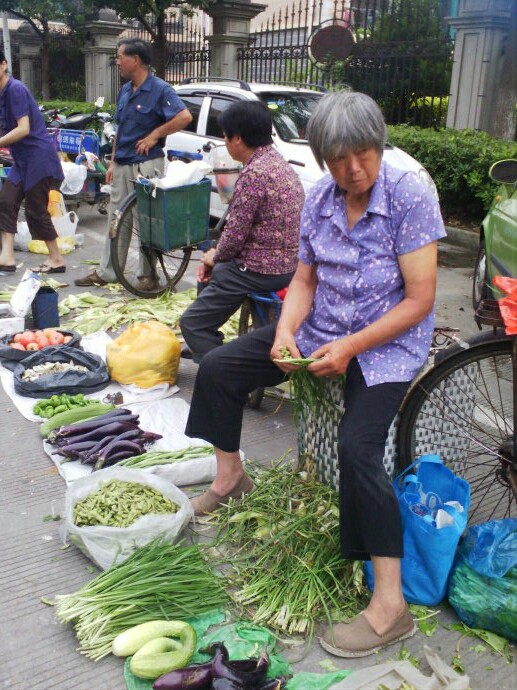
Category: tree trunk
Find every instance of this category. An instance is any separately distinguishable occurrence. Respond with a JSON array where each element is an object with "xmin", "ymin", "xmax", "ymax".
[
  {"xmin": 154, "ymin": 13, "xmax": 167, "ymax": 79},
  {"xmin": 40, "ymin": 29, "xmax": 50, "ymax": 100}
]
